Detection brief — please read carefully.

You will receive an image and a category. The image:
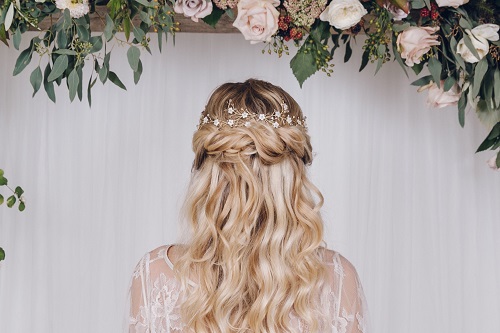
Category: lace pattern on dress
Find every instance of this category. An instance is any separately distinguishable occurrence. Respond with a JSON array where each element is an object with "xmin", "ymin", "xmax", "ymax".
[{"xmin": 128, "ymin": 246, "xmax": 368, "ymax": 333}]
